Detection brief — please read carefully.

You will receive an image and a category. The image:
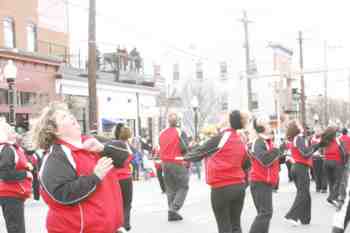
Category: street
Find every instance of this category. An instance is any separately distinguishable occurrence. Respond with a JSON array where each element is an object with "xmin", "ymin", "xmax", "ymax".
[{"xmin": 0, "ymin": 168, "xmax": 340, "ymax": 233}]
